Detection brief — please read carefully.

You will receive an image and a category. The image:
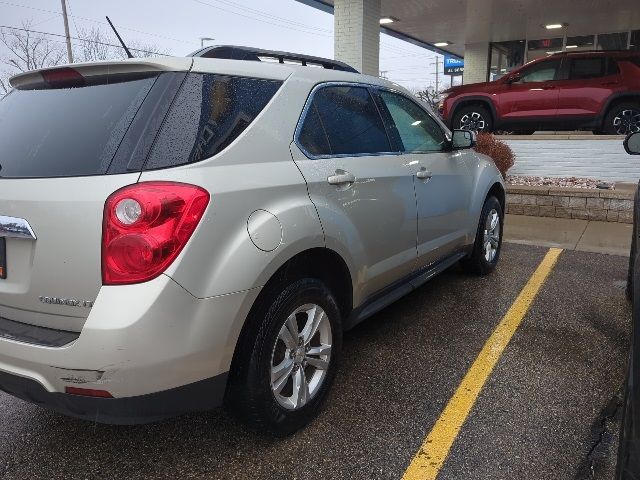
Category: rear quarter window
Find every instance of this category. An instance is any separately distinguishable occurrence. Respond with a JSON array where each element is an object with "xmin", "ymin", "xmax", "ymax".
[{"xmin": 143, "ymin": 73, "xmax": 282, "ymax": 170}]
